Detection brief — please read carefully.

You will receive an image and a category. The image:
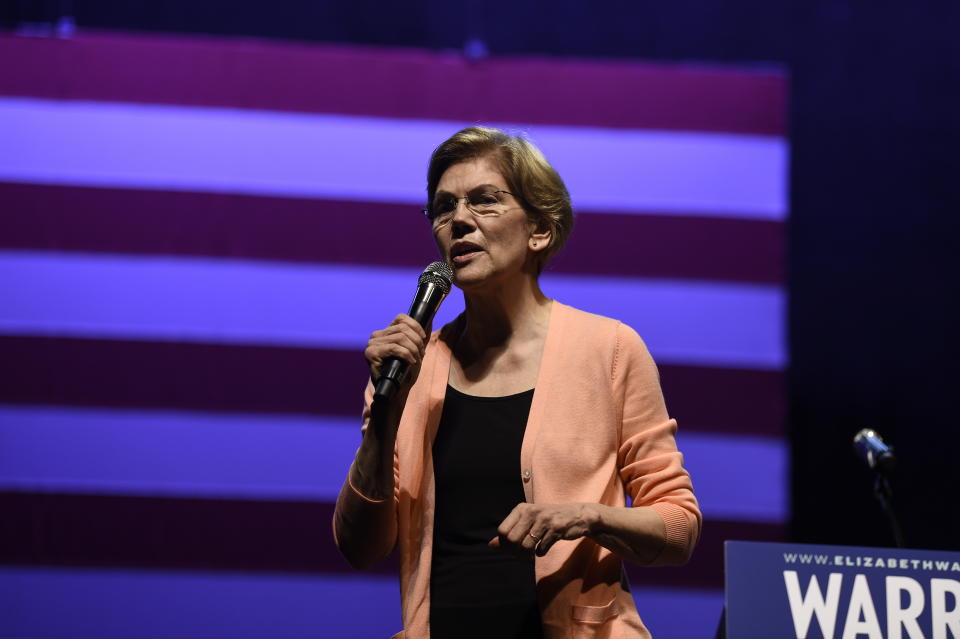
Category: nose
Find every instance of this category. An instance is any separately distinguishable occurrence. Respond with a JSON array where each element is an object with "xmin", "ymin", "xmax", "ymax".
[{"xmin": 449, "ymin": 197, "xmax": 476, "ymax": 236}]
